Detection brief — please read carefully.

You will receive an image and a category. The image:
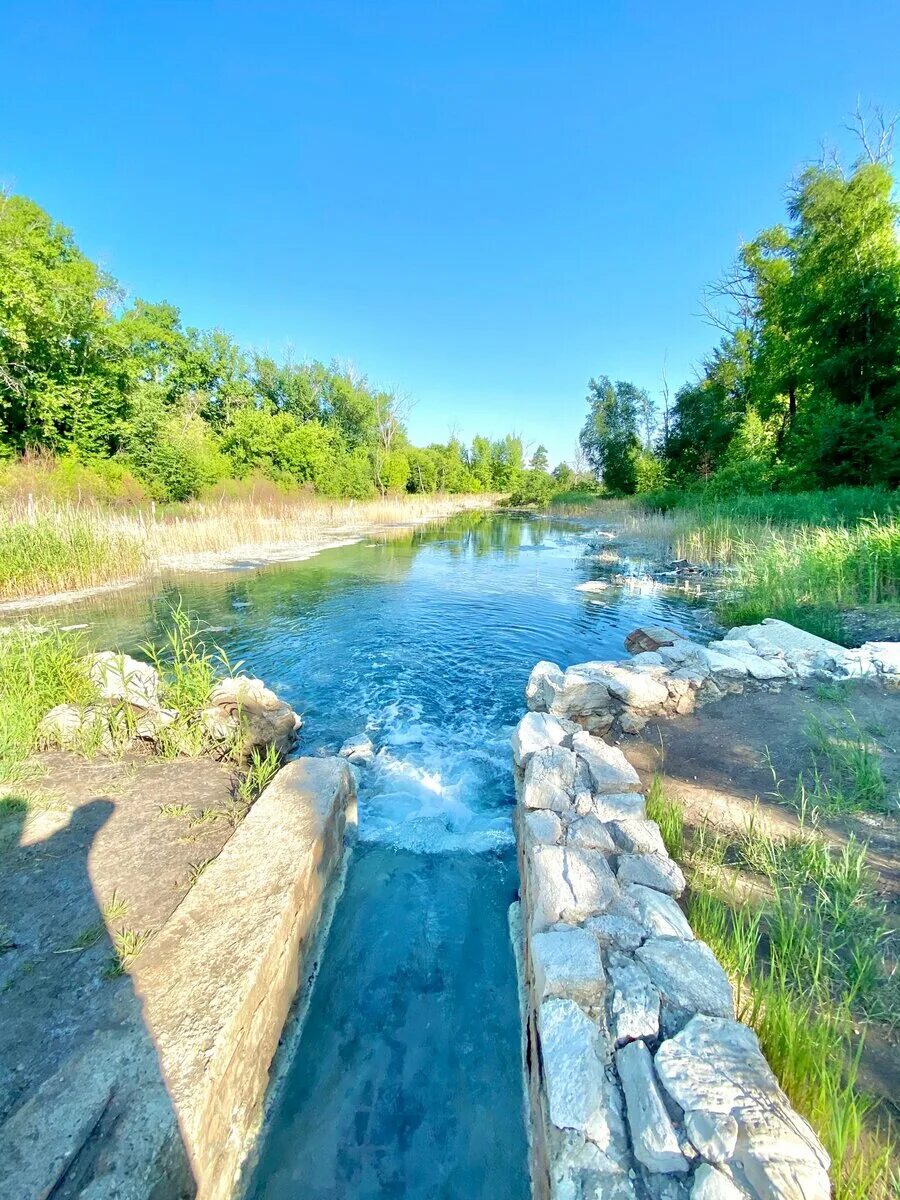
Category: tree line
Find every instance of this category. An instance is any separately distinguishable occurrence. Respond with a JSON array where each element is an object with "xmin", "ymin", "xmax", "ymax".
[
  {"xmin": 580, "ymin": 120, "xmax": 900, "ymax": 497},
  {"xmin": 0, "ymin": 192, "xmax": 542, "ymax": 502}
]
